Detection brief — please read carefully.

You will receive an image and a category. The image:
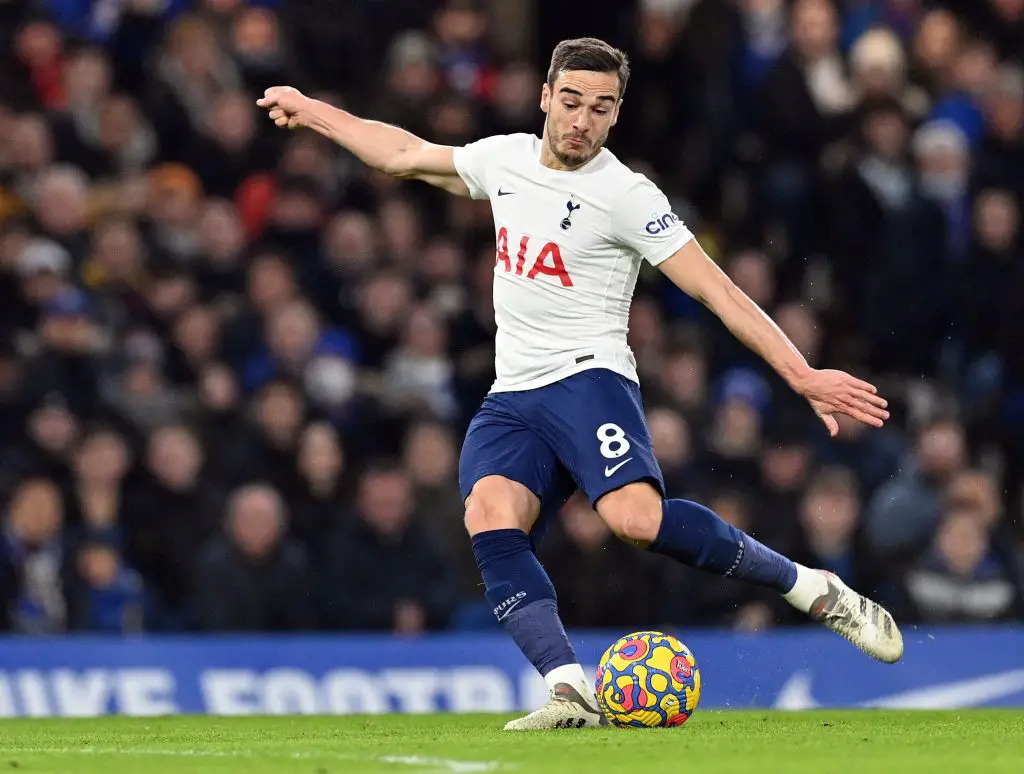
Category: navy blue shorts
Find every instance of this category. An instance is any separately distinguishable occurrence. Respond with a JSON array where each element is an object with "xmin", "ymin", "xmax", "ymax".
[{"xmin": 459, "ymin": 369, "xmax": 664, "ymax": 545}]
